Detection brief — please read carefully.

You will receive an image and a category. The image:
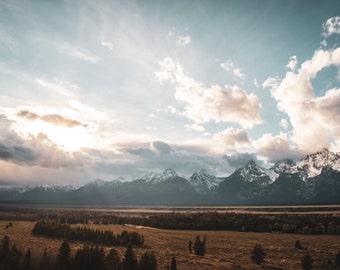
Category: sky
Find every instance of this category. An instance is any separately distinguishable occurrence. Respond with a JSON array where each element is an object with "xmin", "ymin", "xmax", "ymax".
[{"xmin": 0, "ymin": 0, "xmax": 340, "ymax": 186}]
